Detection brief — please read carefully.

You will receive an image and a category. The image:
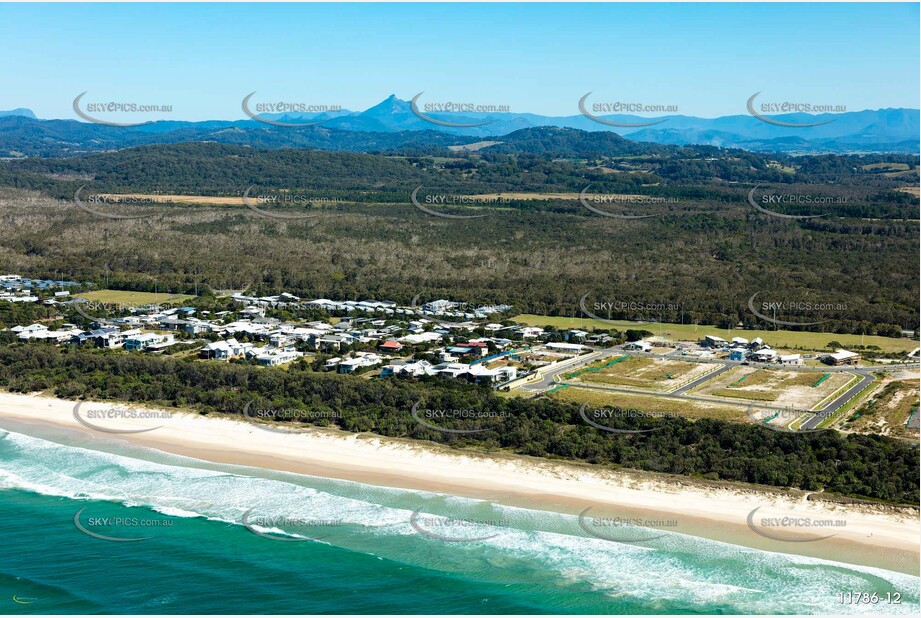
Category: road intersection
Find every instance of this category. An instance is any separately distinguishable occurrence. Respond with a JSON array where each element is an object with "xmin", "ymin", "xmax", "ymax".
[{"xmin": 517, "ymin": 344, "xmax": 918, "ymax": 432}]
